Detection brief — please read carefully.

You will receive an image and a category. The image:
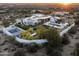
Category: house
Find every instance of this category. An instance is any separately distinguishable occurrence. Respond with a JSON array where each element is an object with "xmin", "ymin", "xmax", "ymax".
[
  {"xmin": 21, "ymin": 14, "xmax": 51, "ymax": 25},
  {"xmin": 2, "ymin": 13, "xmax": 75, "ymax": 44},
  {"xmin": 22, "ymin": 17, "xmax": 37, "ymax": 25},
  {"xmin": 54, "ymin": 11, "xmax": 69, "ymax": 16},
  {"xmin": 44, "ymin": 16, "xmax": 75, "ymax": 36}
]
